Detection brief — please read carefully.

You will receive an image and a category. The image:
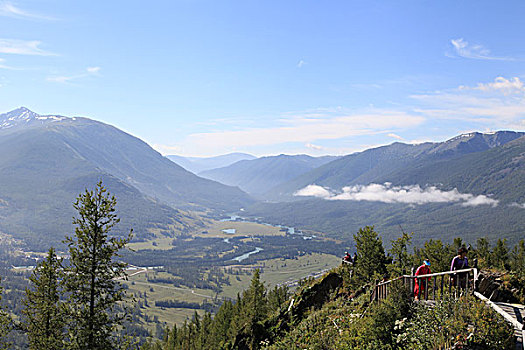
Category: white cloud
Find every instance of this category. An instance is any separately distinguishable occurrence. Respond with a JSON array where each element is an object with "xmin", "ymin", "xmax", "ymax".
[
  {"xmin": 387, "ymin": 133, "xmax": 404, "ymax": 140},
  {"xmin": 152, "ymin": 143, "xmax": 183, "ymax": 155},
  {"xmin": 305, "ymin": 143, "xmax": 324, "ymax": 151},
  {"xmin": 0, "ymin": 38, "xmax": 55, "ymax": 55},
  {"xmin": 295, "ymin": 183, "xmax": 499, "ymax": 207},
  {"xmin": 163, "ymin": 76, "xmax": 525, "ymax": 156},
  {"xmin": 297, "ymin": 60, "xmax": 306, "ymax": 68},
  {"xmin": 510, "ymin": 202, "xmax": 525, "ymax": 209},
  {"xmin": 461, "ymin": 77, "xmax": 525, "ymax": 95},
  {"xmin": 183, "ymin": 110, "xmax": 424, "ymax": 152},
  {"xmin": 450, "ymin": 38, "xmax": 512, "ymax": 61},
  {"xmin": 294, "ymin": 184, "xmax": 332, "ymax": 199},
  {"xmin": 412, "ymin": 77, "xmax": 525, "ymax": 129},
  {"xmin": 86, "ymin": 66, "xmax": 101, "ymax": 74},
  {"xmin": 47, "ymin": 66, "xmax": 102, "ymax": 84},
  {"xmin": 0, "ymin": 1, "xmax": 55, "ymax": 20},
  {"xmin": 0, "ymin": 58, "xmax": 15, "ymax": 69}
]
